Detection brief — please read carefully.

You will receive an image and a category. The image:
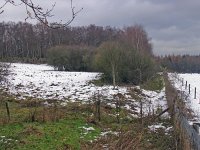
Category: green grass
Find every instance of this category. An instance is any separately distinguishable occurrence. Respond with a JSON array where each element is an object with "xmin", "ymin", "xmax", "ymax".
[
  {"xmin": 0, "ymin": 118, "xmax": 100, "ymax": 150},
  {"xmin": 0, "ymin": 90, "xmax": 176, "ymax": 150}
]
